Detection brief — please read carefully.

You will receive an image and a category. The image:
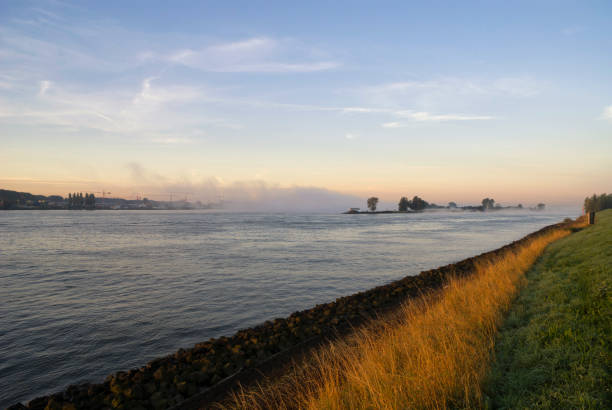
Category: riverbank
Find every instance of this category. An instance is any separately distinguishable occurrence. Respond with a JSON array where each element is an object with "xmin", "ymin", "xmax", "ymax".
[
  {"xmin": 485, "ymin": 209, "xmax": 611, "ymax": 408},
  {"xmin": 8, "ymin": 216, "xmax": 580, "ymax": 409},
  {"xmin": 223, "ymin": 213, "xmax": 608, "ymax": 409},
  {"xmin": 221, "ymin": 223, "xmax": 576, "ymax": 408}
]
